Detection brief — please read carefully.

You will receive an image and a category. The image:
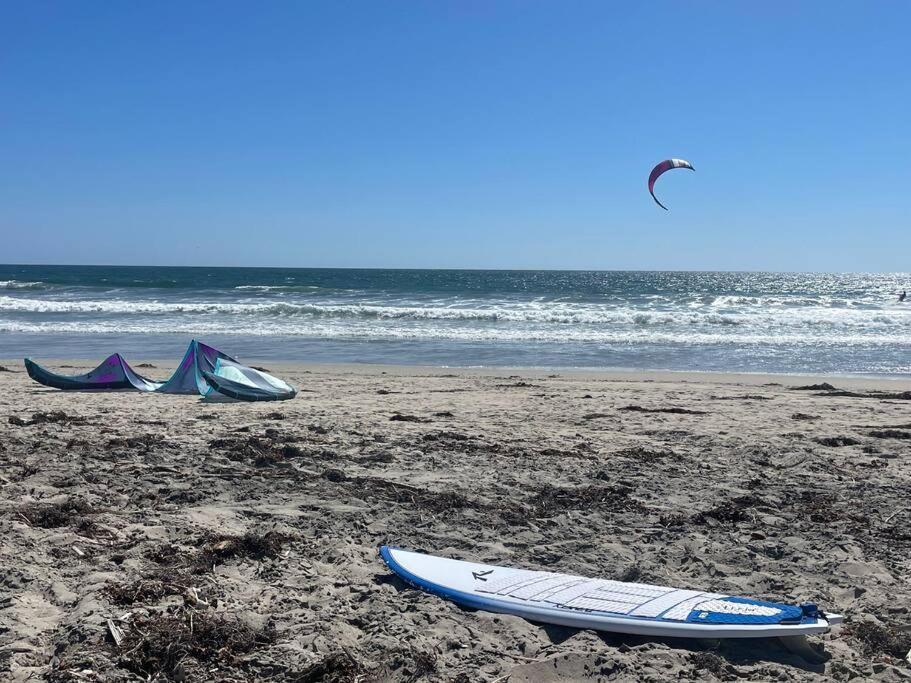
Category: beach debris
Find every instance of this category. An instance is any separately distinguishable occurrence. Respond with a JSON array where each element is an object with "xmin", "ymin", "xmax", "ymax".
[
  {"xmin": 185, "ymin": 586, "xmax": 209, "ymax": 607},
  {"xmin": 847, "ymin": 621, "xmax": 911, "ymax": 661},
  {"xmin": 107, "ymin": 574, "xmax": 194, "ymax": 606},
  {"xmin": 0, "ymin": 364, "xmax": 12, "ymax": 372},
  {"xmin": 868, "ymin": 429, "xmax": 911, "ymax": 440},
  {"xmin": 619, "ymin": 405, "xmax": 707, "ymax": 415},
  {"xmin": 610, "ymin": 446, "xmax": 674, "ymax": 462},
  {"xmin": 692, "ymin": 495, "xmax": 762, "ymax": 525},
  {"xmin": 883, "ymin": 507, "xmax": 908, "ymax": 524},
  {"xmin": 791, "ymin": 413, "xmax": 820, "ymax": 421},
  {"xmin": 107, "ymin": 433, "xmax": 170, "ymax": 451},
  {"xmin": 117, "ymin": 612, "xmax": 274, "ymax": 680},
  {"xmin": 296, "ymin": 650, "xmax": 366, "ymax": 682},
  {"xmin": 824, "ymin": 390, "xmax": 911, "ymax": 400},
  {"xmin": 648, "ymin": 158, "xmax": 695, "ymax": 210},
  {"xmin": 136, "ymin": 362, "xmax": 156, "ymax": 368},
  {"xmin": 800, "ymin": 491, "xmax": 840, "ymax": 523},
  {"xmin": 582, "ymin": 412, "xmax": 613, "ymax": 420},
  {"xmin": 422, "ymin": 431, "xmax": 469, "ymax": 443},
  {"xmin": 613, "ymin": 563, "xmax": 644, "ymax": 583},
  {"xmin": 527, "ymin": 483, "xmax": 645, "ymax": 518},
  {"xmin": 208, "ymin": 434, "xmax": 304, "ymax": 466},
  {"xmin": 689, "ymin": 651, "xmax": 736, "ymax": 677},
  {"xmin": 340, "ymin": 475, "xmax": 477, "ymax": 514},
  {"xmin": 106, "ymin": 619, "xmax": 125, "ymax": 648},
  {"xmin": 363, "ymin": 451, "xmax": 395, "ymax": 464},
  {"xmin": 814, "ymin": 436, "xmax": 861, "ymax": 447},
  {"xmin": 322, "ymin": 468, "xmax": 347, "ymax": 482},
  {"xmin": 19, "ymin": 498, "xmax": 94, "ymax": 528},
  {"xmin": 8, "ymin": 410, "xmax": 87, "ymax": 427},
  {"xmin": 389, "ymin": 413, "xmax": 430, "ymax": 423},
  {"xmin": 796, "ymin": 384, "xmax": 911, "ymax": 399},
  {"xmin": 198, "ymin": 530, "xmax": 289, "ymax": 565}
]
